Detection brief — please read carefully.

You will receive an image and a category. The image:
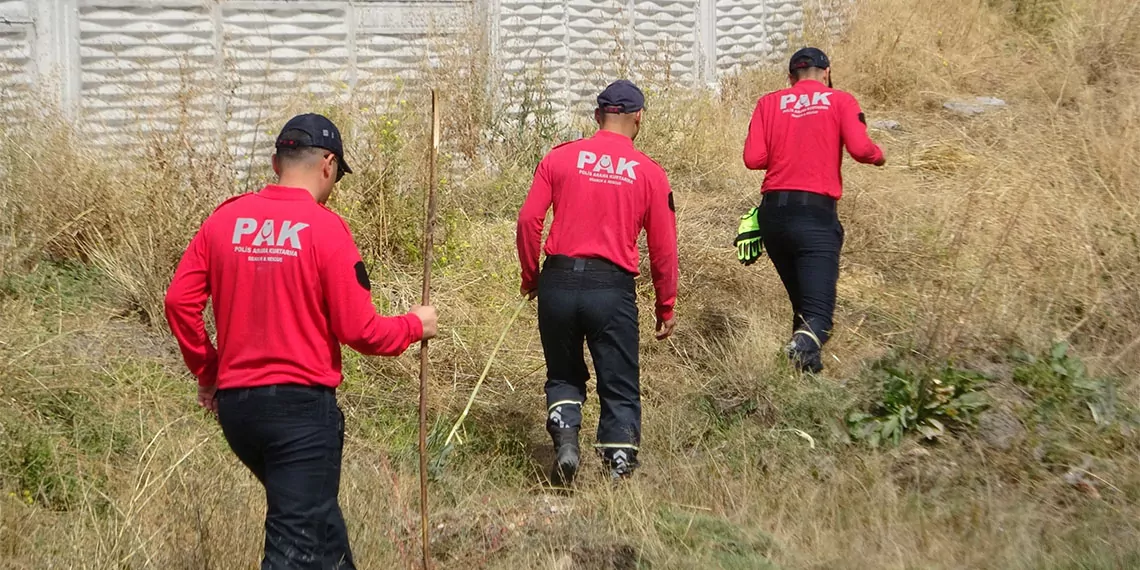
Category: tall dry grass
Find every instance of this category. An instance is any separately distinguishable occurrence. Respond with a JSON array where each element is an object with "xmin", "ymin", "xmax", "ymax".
[{"xmin": 1, "ymin": 0, "xmax": 1138, "ymax": 568}]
